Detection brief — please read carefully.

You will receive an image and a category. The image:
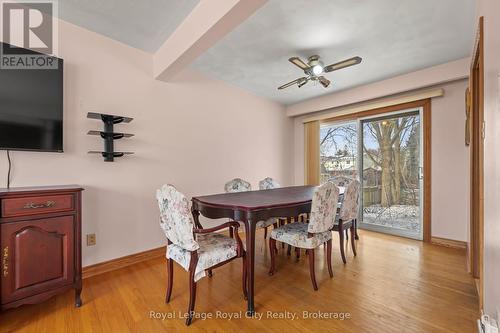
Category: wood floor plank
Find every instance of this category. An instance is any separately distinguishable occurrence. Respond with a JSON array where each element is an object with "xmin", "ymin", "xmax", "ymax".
[{"xmin": 0, "ymin": 230, "xmax": 479, "ymax": 332}]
